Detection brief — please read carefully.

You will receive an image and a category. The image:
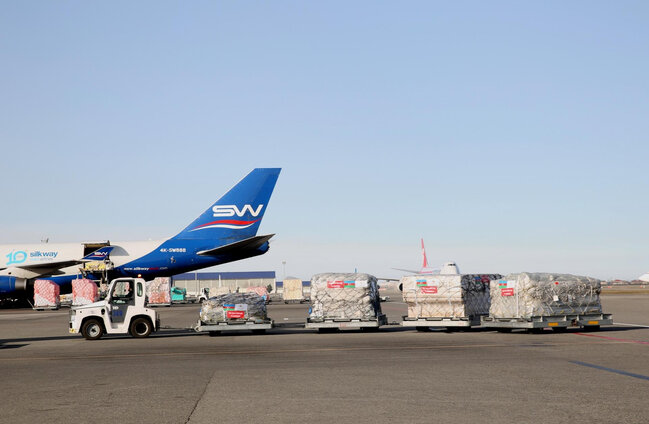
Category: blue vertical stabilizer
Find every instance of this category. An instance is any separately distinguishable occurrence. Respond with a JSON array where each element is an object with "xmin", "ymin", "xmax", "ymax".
[{"xmin": 172, "ymin": 168, "xmax": 281, "ymax": 241}]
